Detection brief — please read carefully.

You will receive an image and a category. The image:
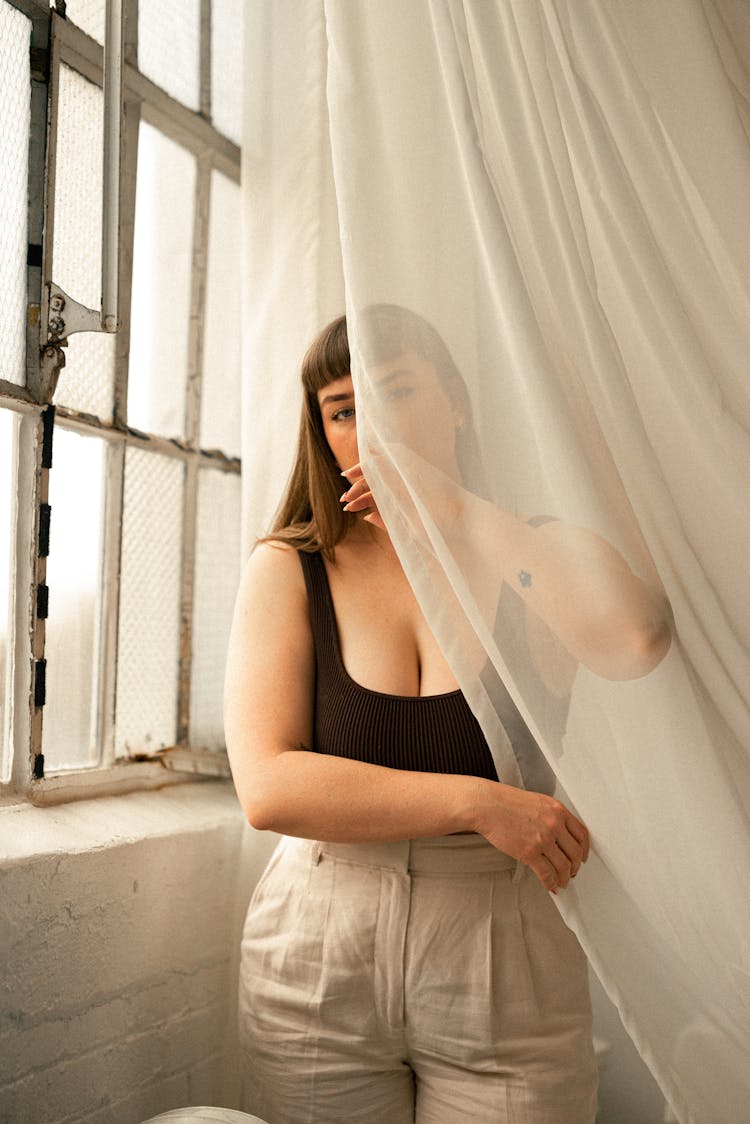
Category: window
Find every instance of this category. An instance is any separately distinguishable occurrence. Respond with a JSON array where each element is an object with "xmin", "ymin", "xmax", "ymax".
[{"xmin": 0, "ymin": 0, "xmax": 243, "ymax": 803}]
